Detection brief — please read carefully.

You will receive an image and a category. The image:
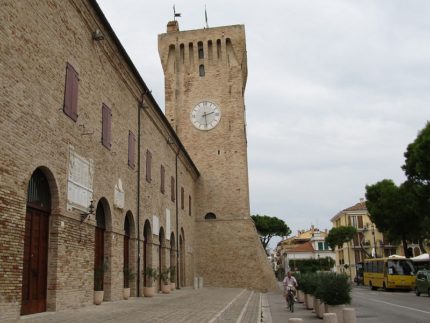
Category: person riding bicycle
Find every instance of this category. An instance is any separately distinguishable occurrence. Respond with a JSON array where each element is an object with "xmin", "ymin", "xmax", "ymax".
[{"xmin": 283, "ymin": 271, "xmax": 298, "ymax": 304}]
